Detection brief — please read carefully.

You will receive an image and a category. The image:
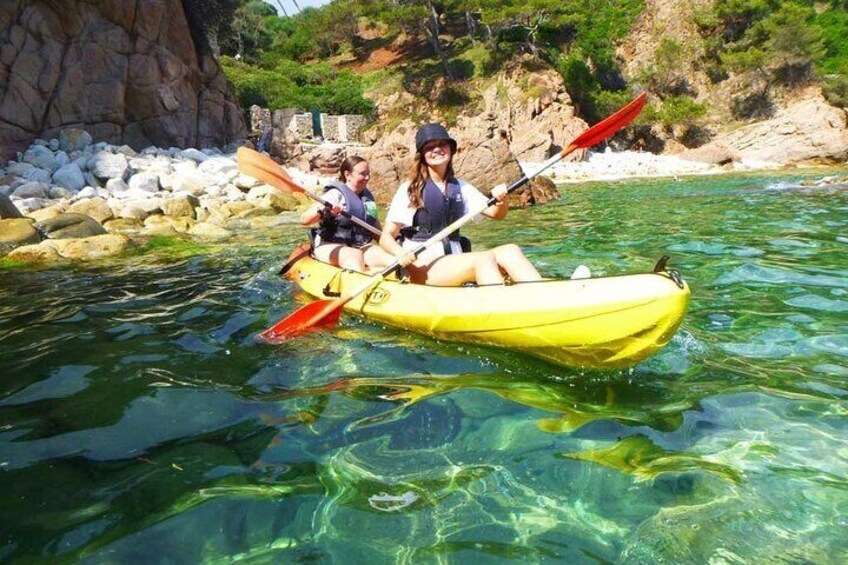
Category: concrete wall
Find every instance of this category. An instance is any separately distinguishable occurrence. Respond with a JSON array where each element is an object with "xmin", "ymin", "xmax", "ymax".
[
  {"xmin": 339, "ymin": 115, "xmax": 367, "ymax": 143},
  {"xmin": 290, "ymin": 114, "xmax": 315, "ymax": 139},
  {"xmin": 320, "ymin": 114, "xmax": 338, "ymax": 142},
  {"xmin": 250, "ymin": 105, "xmax": 368, "ymax": 142}
]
